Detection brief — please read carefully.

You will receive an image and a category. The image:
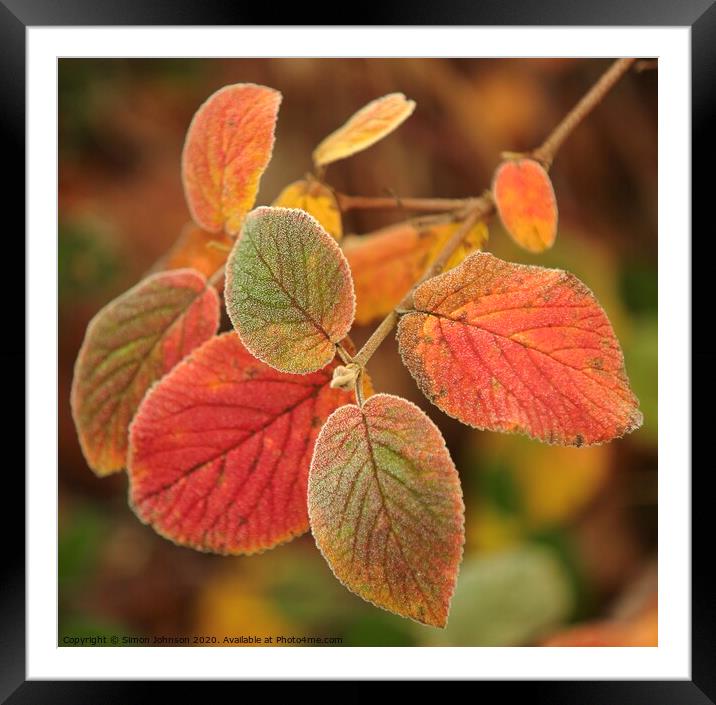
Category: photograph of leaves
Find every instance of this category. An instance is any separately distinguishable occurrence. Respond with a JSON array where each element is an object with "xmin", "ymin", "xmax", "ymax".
[{"xmin": 63, "ymin": 57, "xmax": 656, "ymax": 644}]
